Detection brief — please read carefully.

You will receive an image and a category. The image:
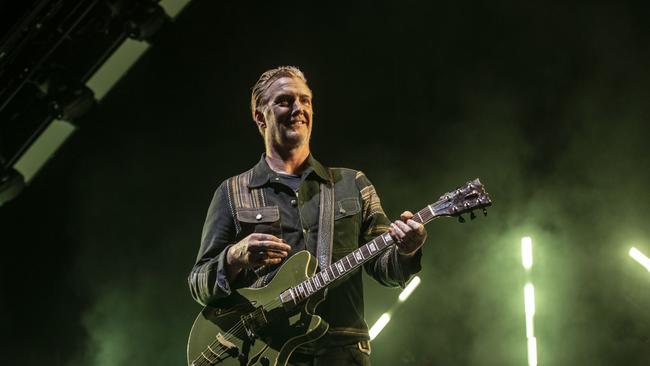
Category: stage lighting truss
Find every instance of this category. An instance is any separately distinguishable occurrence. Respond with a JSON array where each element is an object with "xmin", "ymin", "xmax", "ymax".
[{"xmin": 0, "ymin": 0, "xmax": 181, "ymax": 205}]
